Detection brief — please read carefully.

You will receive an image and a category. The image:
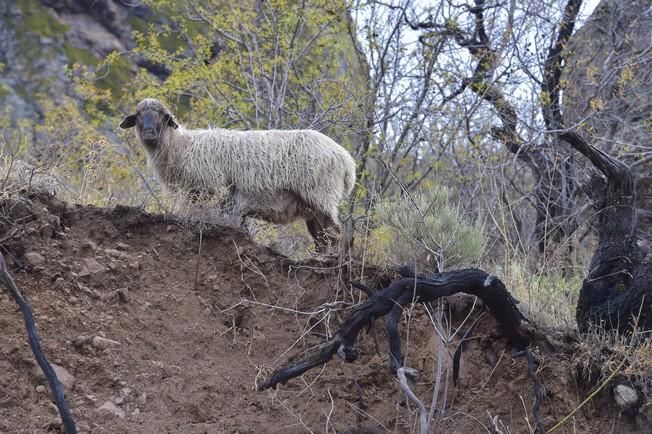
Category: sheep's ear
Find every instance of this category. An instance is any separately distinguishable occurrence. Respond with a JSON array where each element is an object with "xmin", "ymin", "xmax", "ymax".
[
  {"xmin": 166, "ymin": 114, "xmax": 179, "ymax": 129},
  {"xmin": 120, "ymin": 114, "xmax": 137, "ymax": 129}
]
